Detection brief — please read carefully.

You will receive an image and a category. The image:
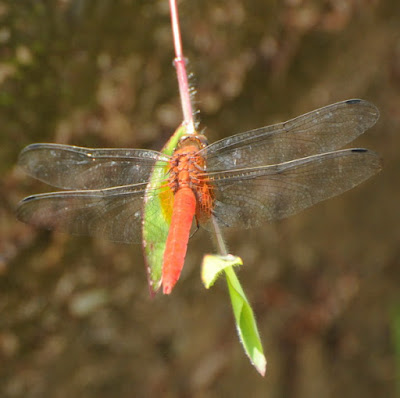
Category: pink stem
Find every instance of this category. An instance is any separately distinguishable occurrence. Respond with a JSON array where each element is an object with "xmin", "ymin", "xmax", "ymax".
[{"xmin": 169, "ymin": 0, "xmax": 195, "ymax": 134}]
